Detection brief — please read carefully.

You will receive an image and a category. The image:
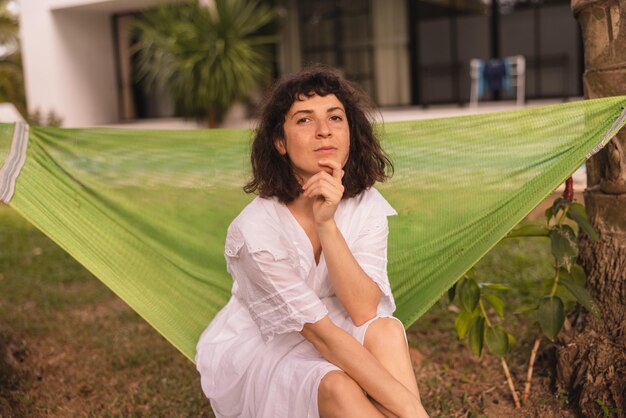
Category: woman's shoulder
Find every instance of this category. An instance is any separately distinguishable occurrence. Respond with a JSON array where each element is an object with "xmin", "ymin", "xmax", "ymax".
[
  {"xmin": 231, "ymin": 196, "xmax": 286, "ymax": 229},
  {"xmin": 225, "ymin": 196, "xmax": 291, "ymax": 259},
  {"xmin": 345, "ymin": 187, "xmax": 397, "ymax": 219}
]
